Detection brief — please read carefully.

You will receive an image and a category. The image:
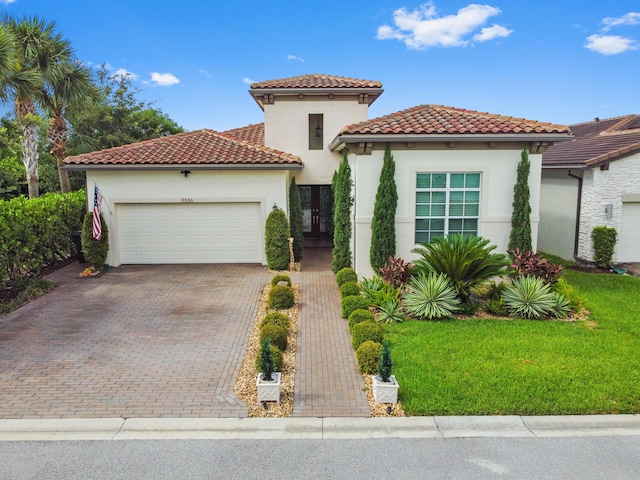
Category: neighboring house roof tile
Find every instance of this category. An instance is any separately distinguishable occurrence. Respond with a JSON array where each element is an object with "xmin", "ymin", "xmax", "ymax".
[
  {"xmin": 340, "ymin": 104, "xmax": 570, "ymax": 136},
  {"xmin": 543, "ymin": 115, "xmax": 640, "ymax": 169},
  {"xmin": 250, "ymin": 74, "xmax": 382, "ymax": 89},
  {"xmin": 64, "ymin": 129, "xmax": 301, "ymax": 167},
  {"xmin": 223, "ymin": 123, "xmax": 265, "ymax": 145}
]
